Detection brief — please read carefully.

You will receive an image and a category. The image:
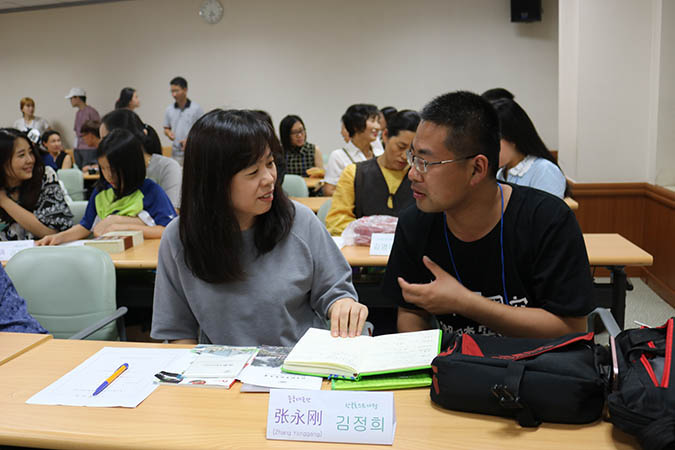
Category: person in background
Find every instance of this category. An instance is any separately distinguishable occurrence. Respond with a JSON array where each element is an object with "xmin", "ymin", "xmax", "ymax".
[
  {"xmin": 162, "ymin": 76, "xmax": 204, "ymax": 165},
  {"xmin": 326, "ymin": 110, "xmax": 420, "ymax": 235},
  {"xmin": 279, "ymin": 115, "xmax": 323, "ymax": 177},
  {"xmin": 100, "ymin": 109, "xmax": 182, "ymax": 210},
  {"xmin": 13, "ymin": 97, "xmax": 49, "ymax": 136},
  {"xmin": 0, "ymin": 265, "xmax": 47, "ymax": 333},
  {"xmin": 41, "ymin": 130, "xmax": 72, "ymax": 170},
  {"xmin": 481, "ymin": 87, "xmax": 515, "ymax": 102},
  {"xmin": 380, "ymin": 106, "xmax": 398, "ymax": 132},
  {"xmin": 490, "ymin": 98, "xmax": 569, "ymax": 199},
  {"xmin": 66, "ymin": 87, "xmax": 100, "ymax": 169},
  {"xmin": 252, "ymin": 110, "xmax": 286, "ymax": 186},
  {"xmin": 382, "ymin": 91, "xmax": 592, "ymax": 338},
  {"xmin": 114, "ymin": 87, "xmax": 140, "ymax": 111},
  {"xmin": 323, "ymin": 104, "xmax": 382, "ymax": 196},
  {"xmin": 151, "ymin": 109, "xmax": 367, "ymax": 346},
  {"xmin": 0, "ymin": 129, "xmax": 72, "ymax": 241},
  {"xmin": 78, "ymin": 120, "xmax": 101, "ymax": 173},
  {"xmin": 36, "ymin": 129, "xmax": 175, "ymax": 245}
]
